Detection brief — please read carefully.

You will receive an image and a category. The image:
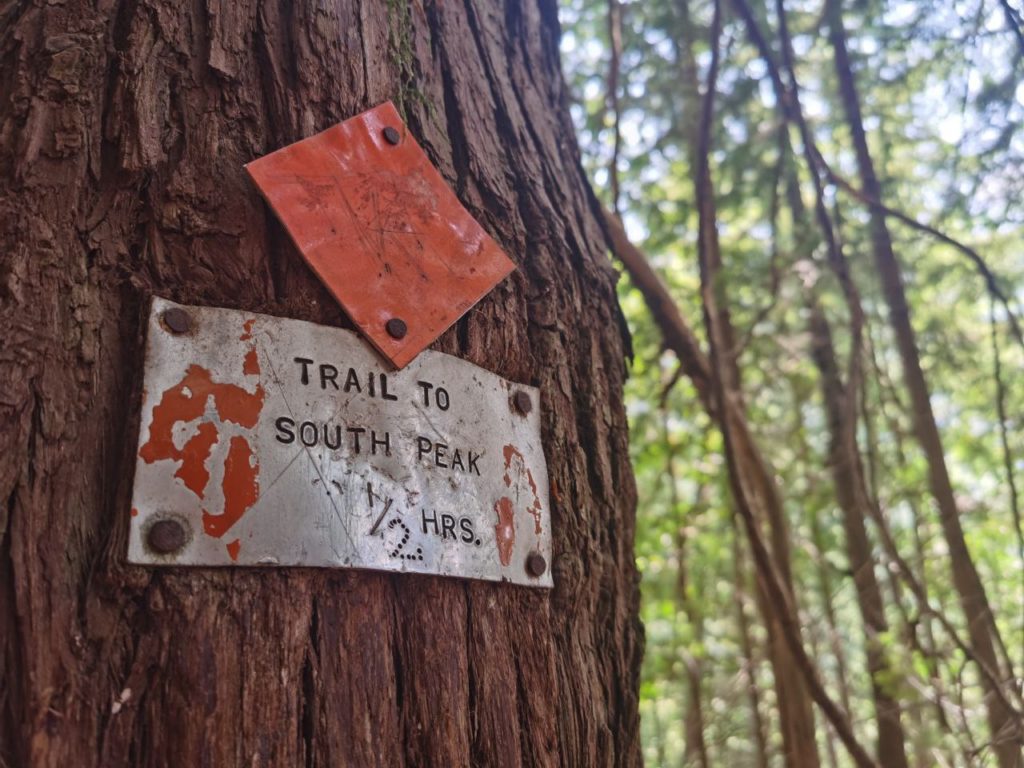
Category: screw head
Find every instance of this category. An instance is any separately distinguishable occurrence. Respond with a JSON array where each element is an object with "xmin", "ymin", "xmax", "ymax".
[
  {"xmin": 147, "ymin": 519, "xmax": 186, "ymax": 554},
  {"xmin": 162, "ymin": 308, "xmax": 192, "ymax": 334},
  {"xmin": 526, "ymin": 552, "xmax": 547, "ymax": 578},
  {"xmin": 385, "ymin": 317, "xmax": 408, "ymax": 340},
  {"xmin": 382, "ymin": 126, "xmax": 401, "ymax": 145},
  {"xmin": 512, "ymin": 390, "xmax": 532, "ymax": 415}
]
